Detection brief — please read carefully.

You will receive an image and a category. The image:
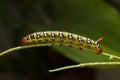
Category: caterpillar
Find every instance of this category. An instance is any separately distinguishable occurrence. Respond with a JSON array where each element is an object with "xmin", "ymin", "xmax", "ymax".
[{"xmin": 21, "ymin": 31, "xmax": 103, "ymax": 54}]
